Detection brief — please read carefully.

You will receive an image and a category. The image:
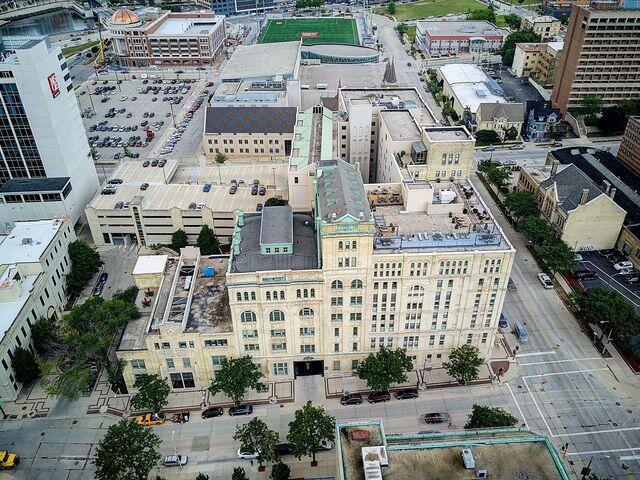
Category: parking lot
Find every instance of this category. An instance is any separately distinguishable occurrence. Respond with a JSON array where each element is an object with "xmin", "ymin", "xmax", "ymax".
[
  {"xmin": 76, "ymin": 76, "xmax": 210, "ymax": 164},
  {"xmin": 493, "ymin": 67, "xmax": 545, "ymax": 105},
  {"xmin": 573, "ymin": 250, "xmax": 640, "ymax": 310}
]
